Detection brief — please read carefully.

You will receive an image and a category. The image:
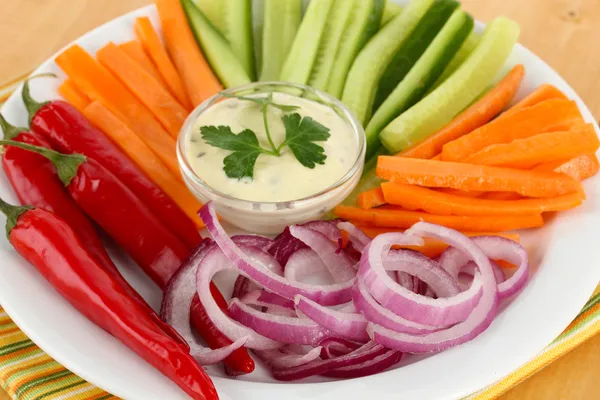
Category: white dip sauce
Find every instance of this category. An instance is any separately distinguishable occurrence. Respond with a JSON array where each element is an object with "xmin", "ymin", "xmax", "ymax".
[{"xmin": 187, "ymin": 92, "xmax": 358, "ymax": 202}]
